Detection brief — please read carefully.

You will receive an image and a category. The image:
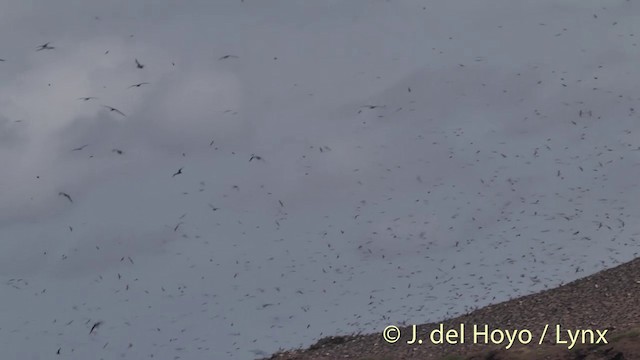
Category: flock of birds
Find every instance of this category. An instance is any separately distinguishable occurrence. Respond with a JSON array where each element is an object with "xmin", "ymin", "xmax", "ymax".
[
  {"xmin": 4, "ymin": 42, "xmax": 239, "ymax": 123},
  {"xmin": 2, "ymin": 37, "xmax": 276, "ymax": 358},
  {"xmin": 6, "ymin": 40, "xmax": 249, "ymax": 186},
  {"xmin": 2, "ymin": 5, "xmax": 640, "ymax": 360}
]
